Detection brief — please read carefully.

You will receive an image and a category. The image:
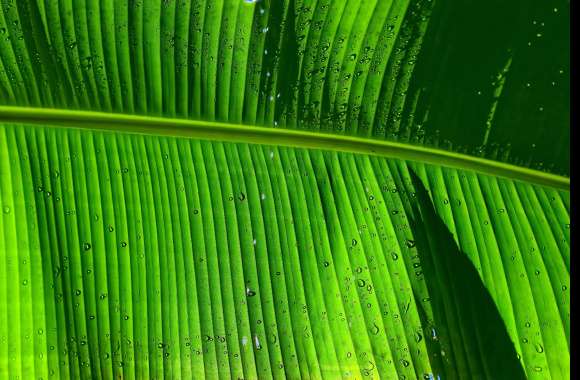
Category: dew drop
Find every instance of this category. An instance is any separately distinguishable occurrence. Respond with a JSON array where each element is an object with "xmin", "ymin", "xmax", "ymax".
[{"xmin": 254, "ymin": 335, "xmax": 262, "ymax": 350}]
